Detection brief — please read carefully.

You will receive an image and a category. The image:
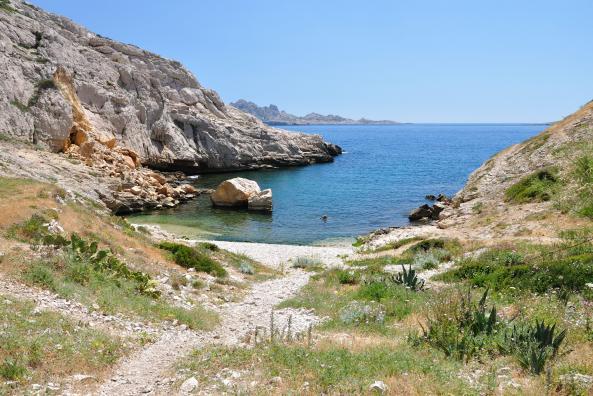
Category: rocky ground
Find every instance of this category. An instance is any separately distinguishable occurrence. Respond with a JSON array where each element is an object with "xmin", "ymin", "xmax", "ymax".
[{"xmin": 97, "ymin": 266, "xmax": 318, "ymax": 396}]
